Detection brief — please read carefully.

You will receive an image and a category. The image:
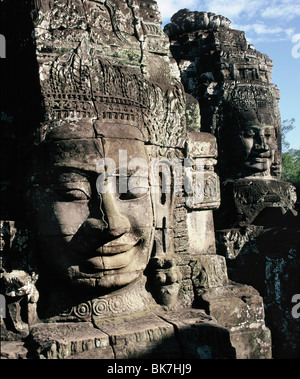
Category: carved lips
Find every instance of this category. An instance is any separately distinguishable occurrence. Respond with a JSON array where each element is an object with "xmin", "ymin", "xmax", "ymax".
[
  {"xmin": 250, "ymin": 156, "xmax": 269, "ymax": 163},
  {"xmin": 85, "ymin": 234, "xmax": 141, "ymax": 270},
  {"xmin": 246, "ymin": 150, "xmax": 271, "ymax": 168}
]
